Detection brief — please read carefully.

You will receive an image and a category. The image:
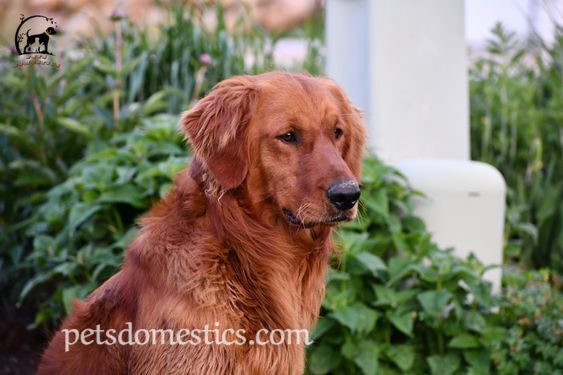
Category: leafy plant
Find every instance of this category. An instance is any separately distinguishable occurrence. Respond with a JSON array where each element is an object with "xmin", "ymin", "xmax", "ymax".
[
  {"xmin": 307, "ymin": 158, "xmax": 563, "ymax": 375},
  {"xmin": 19, "ymin": 114, "xmax": 186, "ymax": 325},
  {"xmin": 491, "ymin": 267, "xmax": 563, "ymax": 374},
  {"xmin": 15, "ymin": 130, "xmax": 563, "ymax": 371},
  {"xmin": 470, "ymin": 23, "xmax": 563, "ymax": 272},
  {"xmin": 308, "ymin": 158, "xmax": 500, "ymax": 374},
  {"xmin": 0, "ymin": 3, "xmax": 273, "ymax": 303}
]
